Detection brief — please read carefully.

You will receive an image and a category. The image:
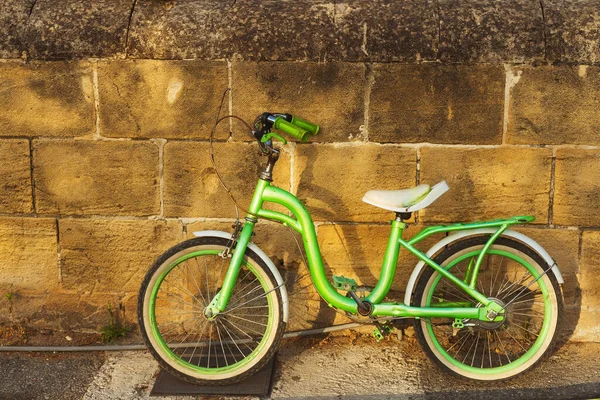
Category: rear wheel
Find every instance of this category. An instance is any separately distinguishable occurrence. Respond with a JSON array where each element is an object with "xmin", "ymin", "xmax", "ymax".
[
  {"xmin": 138, "ymin": 237, "xmax": 284, "ymax": 385},
  {"xmin": 413, "ymin": 237, "xmax": 562, "ymax": 380}
]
